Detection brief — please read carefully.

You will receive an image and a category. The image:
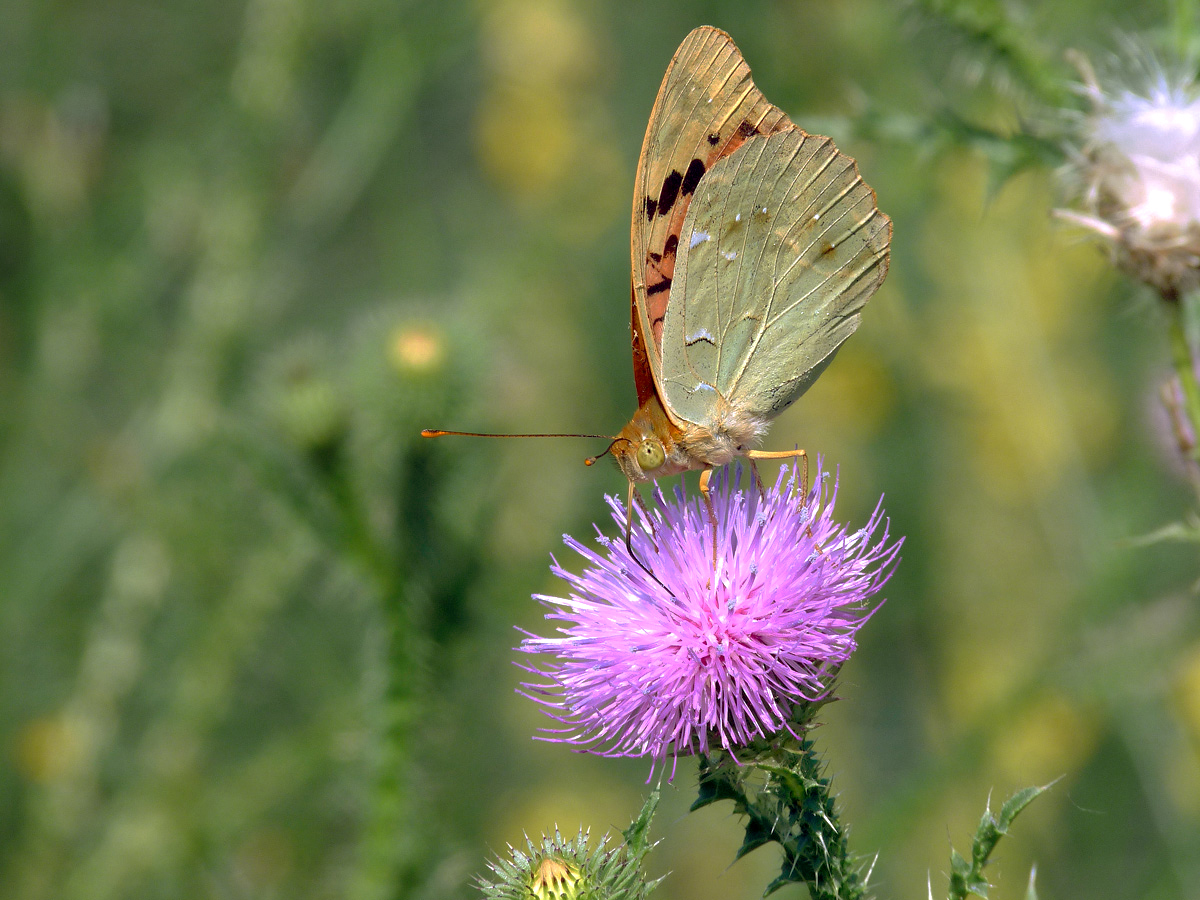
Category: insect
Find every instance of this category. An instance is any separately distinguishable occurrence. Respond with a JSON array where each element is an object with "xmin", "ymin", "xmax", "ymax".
[{"xmin": 425, "ymin": 26, "xmax": 891, "ymax": 562}]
